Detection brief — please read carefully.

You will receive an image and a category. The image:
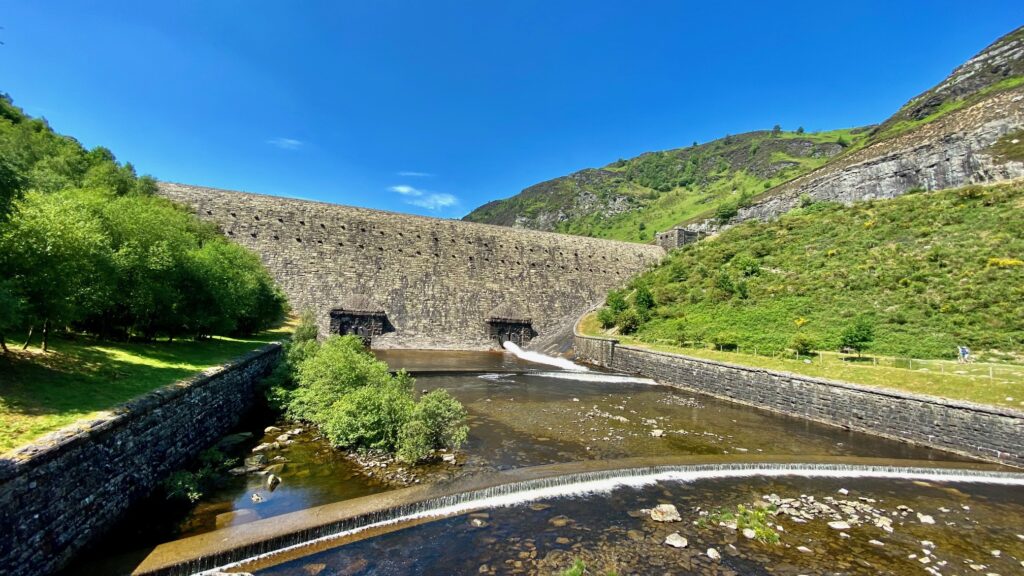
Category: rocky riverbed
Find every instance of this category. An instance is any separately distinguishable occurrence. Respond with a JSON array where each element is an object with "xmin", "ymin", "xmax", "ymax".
[{"xmin": 255, "ymin": 475, "xmax": 1024, "ymax": 576}]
